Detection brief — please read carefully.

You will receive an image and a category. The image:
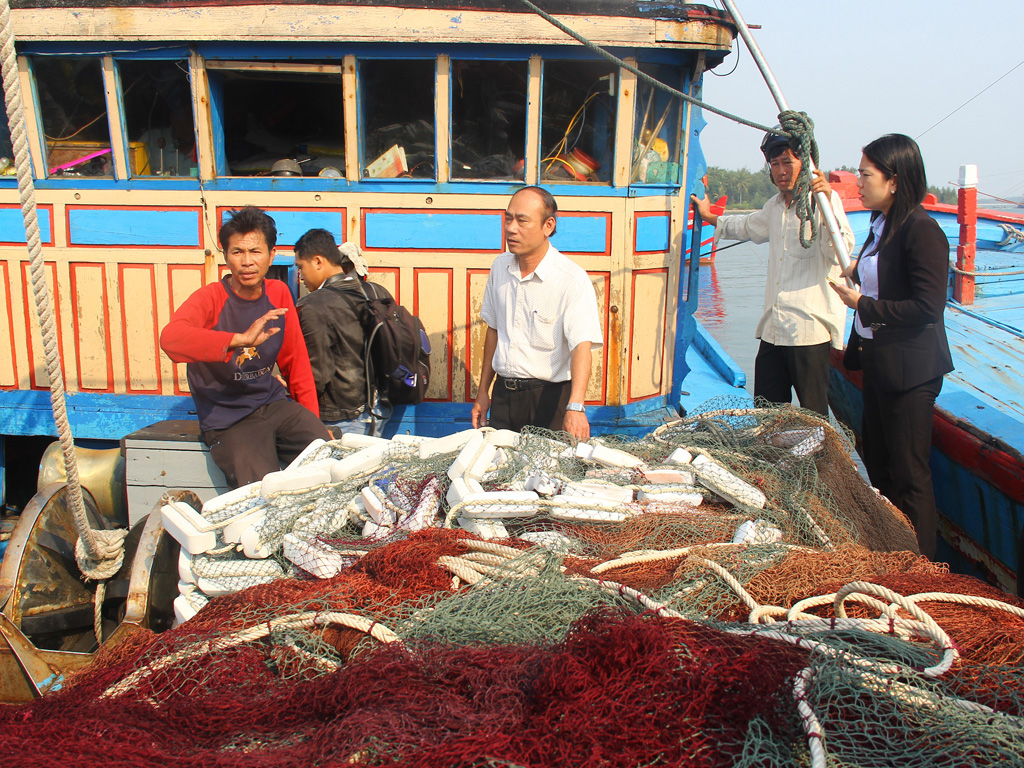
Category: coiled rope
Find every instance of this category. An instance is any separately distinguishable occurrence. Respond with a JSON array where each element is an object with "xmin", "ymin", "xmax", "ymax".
[
  {"xmin": 520, "ymin": 0, "xmax": 822, "ymax": 247},
  {"xmin": 0, "ymin": 0, "xmax": 126, "ymax": 582}
]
